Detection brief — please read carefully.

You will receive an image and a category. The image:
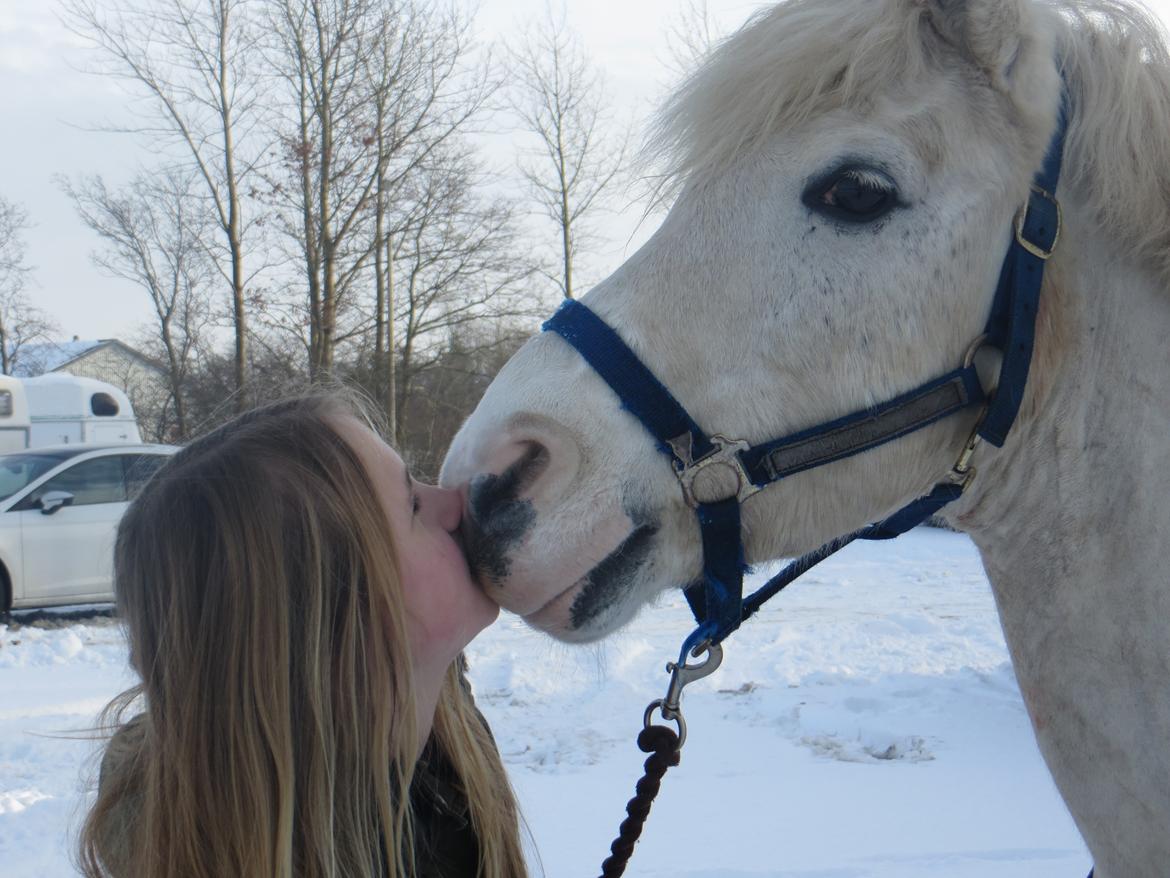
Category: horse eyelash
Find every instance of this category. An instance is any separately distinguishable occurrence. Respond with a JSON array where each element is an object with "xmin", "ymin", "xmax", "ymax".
[
  {"xmin": 838, "ymin": 168, "xmax": 893, "ymax": 191},
  {"xmin": 801, "ymin": 164, "xmax": 902, "ymax": 223}
]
